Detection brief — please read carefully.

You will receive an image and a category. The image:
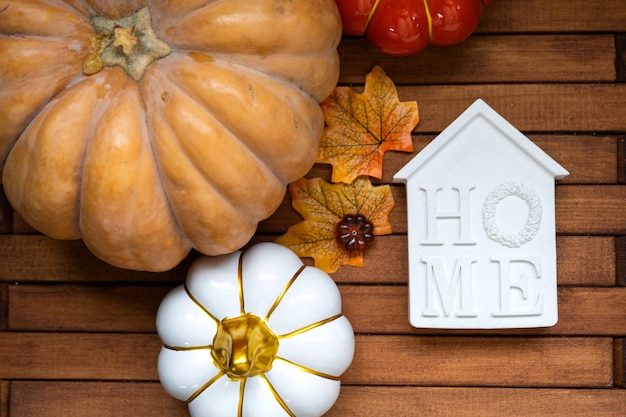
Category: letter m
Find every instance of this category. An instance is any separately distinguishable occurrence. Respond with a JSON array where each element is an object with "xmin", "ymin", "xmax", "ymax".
[{"xmin": 421, "ymin": 256, "xmax": 477, "ymax": 317}]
